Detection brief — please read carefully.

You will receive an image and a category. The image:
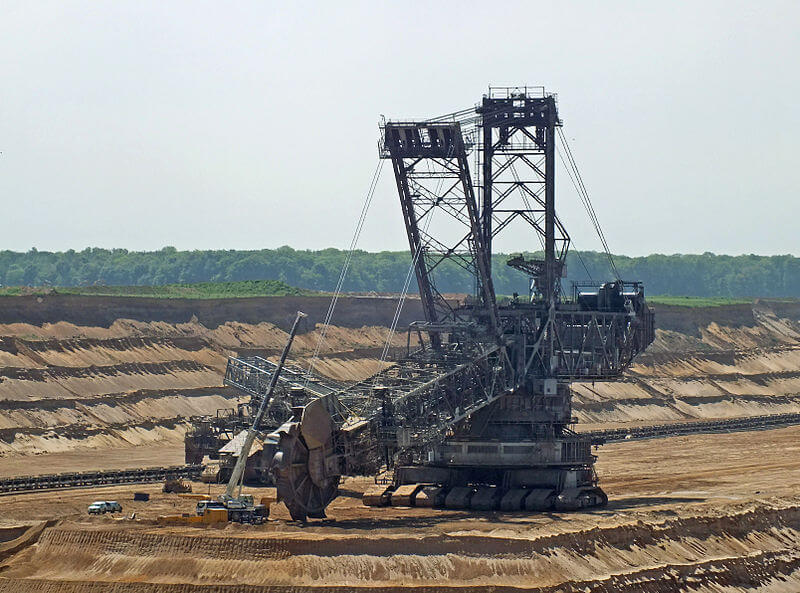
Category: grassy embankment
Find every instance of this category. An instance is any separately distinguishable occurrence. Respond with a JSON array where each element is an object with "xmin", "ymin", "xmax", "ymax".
[
  {"xmin": 0, "ymin": 280, "xmax": 793, "ymax": 307},
  {"xmin": 646, "ymin": 296, "xmax": 752, "ymax": 307},
  {"xmin": 0, "ymin": 280, "xmax": 318, "ymax": 299},
  {"xmin": 0, "ymin": 281, "xmax": 788, "ymax": 306},
  {"xmin": 0, "ymin": 280, "xmax": 776, "ymax": 307}
]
